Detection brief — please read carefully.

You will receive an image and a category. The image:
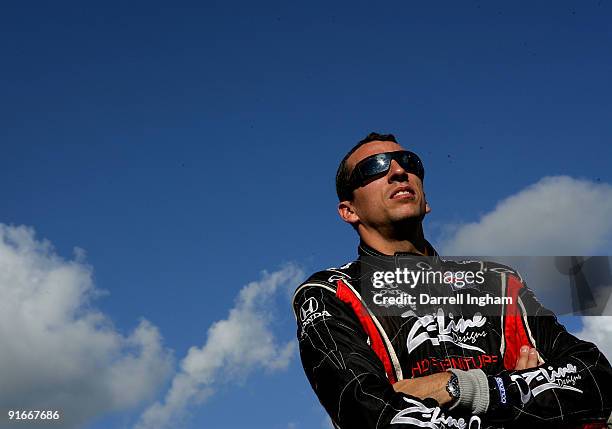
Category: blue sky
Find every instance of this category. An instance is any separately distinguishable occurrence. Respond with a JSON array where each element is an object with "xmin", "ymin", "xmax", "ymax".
[{"xmin": 1, "ymin": 1, "xmax": 612, "ymax": 428}]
